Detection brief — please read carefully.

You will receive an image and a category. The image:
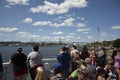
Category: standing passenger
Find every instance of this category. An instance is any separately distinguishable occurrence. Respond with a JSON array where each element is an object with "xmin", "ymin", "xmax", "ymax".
[
  {"xmin": 27, "ymin": 44, "xmax": 43, "ymax": 80},
  {"xmin": 80, "ymin": 45, "xmax": 89, "ymax": 61},
  {"xmin": 0, "ymin": 54, "xmax": 3, "ymax": 80},
  {"xmin": 70, "ymin": 45, "xmax": 79, "ymax": 72},
  {"xmin": 10, "ymin": 47, "xmax": 28, "ymax": 80},
  {"xmin": 114, "ymin": 50, "xmax": 120, "ymax": 79},
  {"xmin": 57, "ymin": 46, "xmax": 71, "ymax": 79}
]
